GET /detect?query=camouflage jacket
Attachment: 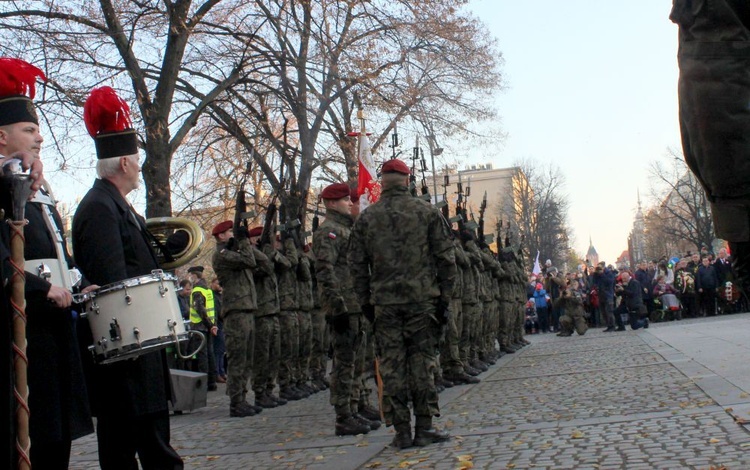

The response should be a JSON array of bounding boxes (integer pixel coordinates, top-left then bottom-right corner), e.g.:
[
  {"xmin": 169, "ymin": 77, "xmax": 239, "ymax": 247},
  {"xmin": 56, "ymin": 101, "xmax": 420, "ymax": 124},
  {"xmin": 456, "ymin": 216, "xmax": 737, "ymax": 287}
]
[
  {"xmin": 452, "ymin": 239, "xmax": 468, "ymax": 299},
  {"xmin": 460, "ymin": 240, "xmax": 481, "ymax": 304},
  {"xmin": 276, "ymin": 238, "xmax": 299, "ymax": 311},
  {"xmin": 297, "ymin": 249, "xmax": 314, "ymax": 312},
  {"xmin": 253, "ymin": 243, "xmax": 284, "ymax": 316},
  {"xmin": 312, "ymin": 209, "xmax": 359, "ymax": 316},
  {"xmin": 212, "ymin": 238, "xmax": 267, "ymax": 316},
  {"xmin": 348, "ymin": 185, "xmax": 456, "ymax": 305}
]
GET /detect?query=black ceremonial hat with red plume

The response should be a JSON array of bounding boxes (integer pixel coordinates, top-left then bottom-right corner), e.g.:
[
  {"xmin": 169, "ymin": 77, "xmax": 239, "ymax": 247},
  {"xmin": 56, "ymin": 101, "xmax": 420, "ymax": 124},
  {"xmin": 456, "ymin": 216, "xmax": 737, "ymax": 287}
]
[
  {"xmin": 84, "ymin": 86, "xmax": 138, "ymax": 159},
  {"xmin": 0, "ymin": 57, "xmax": 46, "ymax": 126}
]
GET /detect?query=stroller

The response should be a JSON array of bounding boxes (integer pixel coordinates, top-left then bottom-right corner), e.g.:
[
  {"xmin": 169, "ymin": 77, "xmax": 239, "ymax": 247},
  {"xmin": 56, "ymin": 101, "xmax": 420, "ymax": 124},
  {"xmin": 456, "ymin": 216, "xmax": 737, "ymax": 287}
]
[{"xmin": 651, "ymin": 293, "xmax": 683, "ymax": 322}]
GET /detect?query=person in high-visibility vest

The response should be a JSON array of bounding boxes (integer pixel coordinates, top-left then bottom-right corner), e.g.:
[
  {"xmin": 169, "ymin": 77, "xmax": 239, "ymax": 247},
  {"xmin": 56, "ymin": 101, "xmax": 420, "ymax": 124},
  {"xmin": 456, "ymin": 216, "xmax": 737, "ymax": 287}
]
[{"xmin": 187, "ymin": 266, "xmax": 218, "ymax": 391}]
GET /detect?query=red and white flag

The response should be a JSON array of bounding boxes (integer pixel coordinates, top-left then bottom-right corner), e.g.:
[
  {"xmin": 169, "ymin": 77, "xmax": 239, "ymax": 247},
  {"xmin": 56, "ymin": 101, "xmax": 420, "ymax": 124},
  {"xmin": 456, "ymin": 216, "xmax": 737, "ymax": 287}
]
[{"xmin": 352, "ymin": 113, "xmax": 381, "ymax": 211}]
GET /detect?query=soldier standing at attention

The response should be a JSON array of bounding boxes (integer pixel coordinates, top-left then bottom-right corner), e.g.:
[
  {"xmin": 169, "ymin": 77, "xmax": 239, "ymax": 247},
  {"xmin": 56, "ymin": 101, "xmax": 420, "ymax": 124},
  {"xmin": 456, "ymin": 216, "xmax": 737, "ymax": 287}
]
[
  {"xmin": 313, "ymin": 183, "xmax": 372, "ymax": 436},
  {"xmin": 349, "ymin": 159, "xmax": 456, "ymax": 449},
  {"xmin": 211, "ymin": 220, "xmax": 266, "ymax": 418}
]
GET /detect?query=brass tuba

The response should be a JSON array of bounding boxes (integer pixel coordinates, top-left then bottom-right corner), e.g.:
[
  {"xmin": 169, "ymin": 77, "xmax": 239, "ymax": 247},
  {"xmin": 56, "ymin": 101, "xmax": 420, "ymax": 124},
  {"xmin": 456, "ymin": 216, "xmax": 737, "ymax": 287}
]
[{"xmin": 146, "ymin": 216, "xmax": 205, "ymax": 270}]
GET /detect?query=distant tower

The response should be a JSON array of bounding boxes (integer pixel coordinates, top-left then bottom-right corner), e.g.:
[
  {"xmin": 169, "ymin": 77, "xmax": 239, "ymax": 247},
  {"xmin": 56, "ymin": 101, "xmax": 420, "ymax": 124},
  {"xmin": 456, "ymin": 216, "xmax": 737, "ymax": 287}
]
[
  {"xmin": 586, "ymin": 236, "xmax": 599, "ymax": 267},
  {"xmin": 630, "ymin": 190, "xmax": 646, "ymax": 263}
]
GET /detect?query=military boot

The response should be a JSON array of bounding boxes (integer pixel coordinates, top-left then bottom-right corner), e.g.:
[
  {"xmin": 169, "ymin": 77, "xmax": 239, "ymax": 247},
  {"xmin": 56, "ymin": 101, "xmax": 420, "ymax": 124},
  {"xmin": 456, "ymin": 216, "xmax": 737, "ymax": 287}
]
[
  {"xmin": 391, "ymin": 423, "xmax": 413, "ymax": 449},
  {"xmin": 353, "ymin": 412, "xmax": 381, "ymax": 430},
  {"xmin": 470, "ymin": 359, "xmax": 488, "ymax": 372},
  {"xmin": 358, "ymin": 405, "xmax": 382, "ymax": 422},
  {"xmin": 413, "ymin": 417, "xmax": 451, "ymax": 447},
  {"xmin": 445, "ymin": 371, "xmax": 481, "ymax": 385},
  {"xmin": 280, "ymin": 387, "xmax": 302, "ymax": 401},
  {"xmin": 465, "ymin": 365, "xmax": 481, "ymax": 376},
  {"xmin": 501, "ymin": 344, "xmax": 516, "ymax": 354},
  {"xmin": 269, "ymin": 393, "xmax": 288, "ymax": 406},
  {"xmin": 255, "ymin": 392, "xmax": 278, "ymax": 409},
  {"xmin": 230, "ymin": 402, "xmax": 256, "ymax": 418},
  {"xmin": 335, "ymin": 415, "xmax": 371, "ymax": 436}
]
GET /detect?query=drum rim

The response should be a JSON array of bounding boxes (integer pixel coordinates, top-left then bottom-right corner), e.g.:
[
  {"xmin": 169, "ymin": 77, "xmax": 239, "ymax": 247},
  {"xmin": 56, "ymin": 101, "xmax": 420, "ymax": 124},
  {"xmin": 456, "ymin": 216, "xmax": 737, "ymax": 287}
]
[{"xmin": 96, "ymin": 272, "xmax": 178, "ymax": 295}]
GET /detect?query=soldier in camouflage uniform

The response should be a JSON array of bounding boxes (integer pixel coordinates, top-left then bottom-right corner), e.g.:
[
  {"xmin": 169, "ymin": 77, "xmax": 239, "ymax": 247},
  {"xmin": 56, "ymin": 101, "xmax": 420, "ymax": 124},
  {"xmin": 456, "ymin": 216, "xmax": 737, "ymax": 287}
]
[
  {"xmin": 349, "ymin": 159, "xmax": 456, "ymax": 449},
  {"xmin": 307, "ymin": 253, "xmax": 330, "ymax": 390},
  {"xmin": 313, "ymin": 183, "xmax": 373, "ymax": 436},
  {"xmin": 276, "ymin": 235, "xmax": 305, "ymax": 401},
  {"xmin": 296, "ymin": 246, "xmax": 316, "ymax": 394},
  {"xmin": 211, "ymin": 220, "xmax": 265, "ymax": 418},
  {"xmin": 442, "ymin": 236, "xmax": 480, "ymax": 385},
  {"xmin": 458, "ymin": 231, "xmax": 481, "ymax": 377},
  {"xmin": 248, "ymin": 226, "xmax": 288, "ymax": 409},
  {"xmin": 461, "ymin": 232, "xmax": 488, "ymax": 373},
  {"xmin": 497, "ymin": 248, "xmax": 517, "ymax": 354}
]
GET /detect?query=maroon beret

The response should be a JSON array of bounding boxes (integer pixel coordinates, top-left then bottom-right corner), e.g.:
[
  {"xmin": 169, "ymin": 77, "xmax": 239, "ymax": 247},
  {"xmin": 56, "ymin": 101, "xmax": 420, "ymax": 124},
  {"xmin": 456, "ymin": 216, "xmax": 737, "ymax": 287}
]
[
  {"xmin": 321, "ymin": 183, "xmax": 351, "ymax": 200},
  {"xmin": 211, "ymin": 220, "xmax": 233, "ymax": 236},
  {"xmin": 248, "ymin": 226, "xmax": 263, "ymax": 238},
  {"xmin": 381, "ymin": 158, "xmax": 410, "ymax": 175}
]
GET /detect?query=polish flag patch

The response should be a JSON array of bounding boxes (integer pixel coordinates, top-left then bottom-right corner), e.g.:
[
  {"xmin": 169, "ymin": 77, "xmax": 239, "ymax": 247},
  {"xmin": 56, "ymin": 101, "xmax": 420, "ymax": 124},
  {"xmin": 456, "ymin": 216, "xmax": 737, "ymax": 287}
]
[{"xmin": 328, "ymin": 232, "xmax": 337, "ymax": 239}]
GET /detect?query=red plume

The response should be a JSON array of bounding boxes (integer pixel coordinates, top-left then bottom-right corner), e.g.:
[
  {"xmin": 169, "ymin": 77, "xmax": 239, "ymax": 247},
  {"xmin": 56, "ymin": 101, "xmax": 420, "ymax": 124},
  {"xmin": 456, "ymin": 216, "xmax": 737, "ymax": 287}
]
[
  {"xmin": 0, "ymin": 58, "xmax": 46, "ymax": 99},
  {"xmin": 83, "ymin": 86, "xmax": 133, "ymax": 138}
]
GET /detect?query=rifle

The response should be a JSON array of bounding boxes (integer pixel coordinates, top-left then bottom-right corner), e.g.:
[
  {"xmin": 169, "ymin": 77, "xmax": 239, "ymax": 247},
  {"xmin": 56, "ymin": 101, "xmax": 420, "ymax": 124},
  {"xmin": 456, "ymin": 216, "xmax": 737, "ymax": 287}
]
[
  {"xmin": 409, "ymin": 135, "xmax": 419, "ymax": 197},
  {"xmin": 233, "ymin": 160, "xmax": 255, "ymax": 240},
  {"xmin": 462, "ymin": 177, "xmax": 478, "ymax": 232},
  {"xmin": 311, "ymin": 189, "xmax": 322, "ymax": 232},
  {"xmin": 477, "ymin": 191, "xmax": 487, "ymax": 244},
  {"xmin": 418, "ymin": 145, "xmax": 431, "ymax": 201}
]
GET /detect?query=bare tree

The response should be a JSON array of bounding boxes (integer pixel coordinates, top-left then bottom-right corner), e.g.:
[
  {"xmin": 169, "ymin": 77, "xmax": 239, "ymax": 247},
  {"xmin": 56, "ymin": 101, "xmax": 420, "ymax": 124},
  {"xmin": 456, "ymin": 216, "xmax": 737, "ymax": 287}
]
[
  {"xmin": 512, "ymin": 159, "xmax": 572, "ymax": 269},
  {"xmin": 0, "ymin": 0, "xmax": 260, "ymax": 216},
  {"xmin": 647, "ymin": 147, "xmax": 714, "ymax": 254}
]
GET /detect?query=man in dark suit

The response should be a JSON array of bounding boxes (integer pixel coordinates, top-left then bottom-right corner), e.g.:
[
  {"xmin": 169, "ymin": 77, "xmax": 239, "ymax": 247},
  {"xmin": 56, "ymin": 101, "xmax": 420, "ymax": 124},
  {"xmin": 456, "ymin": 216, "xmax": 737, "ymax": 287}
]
[
  {"xmin": 615, "ymin": 271, "xmax": 649, "ymax": 331},
  {"xmin": 72, "ymin": 87, "xmax": 183, "ymax": 469}
]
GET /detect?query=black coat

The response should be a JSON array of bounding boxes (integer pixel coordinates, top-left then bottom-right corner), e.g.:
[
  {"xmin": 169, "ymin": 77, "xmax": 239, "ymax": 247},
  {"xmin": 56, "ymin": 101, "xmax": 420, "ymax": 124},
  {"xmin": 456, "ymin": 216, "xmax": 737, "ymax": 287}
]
[
  {"xmin": 23, "ymin": 200, "xmax": 93, "ymax": 442},
  {"xmin": 72, "ymin": 178, "xmax": 172, "ymax": 417},
  {"xmin": 618, "ymin": 279, "xmax": 645, "ymax": 312}
]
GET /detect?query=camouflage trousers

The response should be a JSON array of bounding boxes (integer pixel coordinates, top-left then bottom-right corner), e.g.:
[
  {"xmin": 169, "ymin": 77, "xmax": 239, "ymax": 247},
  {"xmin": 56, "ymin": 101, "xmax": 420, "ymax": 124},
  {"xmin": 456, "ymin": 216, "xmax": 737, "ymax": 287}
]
[
  {"xmin": 309, "ymin": 308, "xmax": 328, "ymax": 381},
  {"xmin": 375, "ymin": 301, "xmax": 441, "ymax": 427},
  {"xmin": 481, "ymin": 300, "xmax": 498, "ymax": 357},
  {"xmin": 358, "ymin": 320, "xmax": 376, "ymax": 408},
  {"xmin": 278, "ymin": 310, "xmax": 299, "ymax": 388},
  {"xmin": 470, "ymin": 300, "xmax": 484, "ymax": 360},
  {"xmin": 560, "ymin": 311, "xmax": 589, "ymax": 336},
  {"xmin": 253, "ymin": 314, "xmax": 280, "ymax": 395},
  {"xmin": 329, "ymin": 312, "xmax": 364, "ymax": 417},
  {"xmin": 497, "ymin": 301, "xmax": 513, "ymax": 348},
  {"xmin": 439, "ymin": 298, "xmax": 464, "ymax": 375},
  {"xmin": 296, "ymin": 311, "xmax": 313, "ymax": 385},
  {"xmin": 224, "ymin": 311, "xmax": 255, "ymax": 405},
  {"xmin": 460, "ymin": 302, "xmax": 478, "ymax": 368}
]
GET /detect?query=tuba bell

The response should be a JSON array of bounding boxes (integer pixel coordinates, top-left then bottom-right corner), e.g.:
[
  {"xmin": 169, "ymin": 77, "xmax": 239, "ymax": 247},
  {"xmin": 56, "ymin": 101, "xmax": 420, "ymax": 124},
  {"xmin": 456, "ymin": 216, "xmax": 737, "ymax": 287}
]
[{"xmin": 146, "ymin": 216, "xmax": 205, "ymax": 269}]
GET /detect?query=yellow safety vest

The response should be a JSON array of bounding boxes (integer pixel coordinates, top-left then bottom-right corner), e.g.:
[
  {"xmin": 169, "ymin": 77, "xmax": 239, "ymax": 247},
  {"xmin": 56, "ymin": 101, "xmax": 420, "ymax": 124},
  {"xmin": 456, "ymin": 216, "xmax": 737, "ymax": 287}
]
[{"xmin": 189, "ymin": 286, "xmax": 215, "ymax": 325}]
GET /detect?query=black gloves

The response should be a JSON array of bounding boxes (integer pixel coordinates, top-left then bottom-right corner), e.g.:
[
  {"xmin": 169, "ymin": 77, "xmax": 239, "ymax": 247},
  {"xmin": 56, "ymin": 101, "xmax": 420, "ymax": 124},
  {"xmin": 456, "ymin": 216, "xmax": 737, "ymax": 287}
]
[
  {"xmin": 436, "ymin": 299, "xmax": 451, "ymax": 326},
  {"xmin": 235, "ymin": 226, "xmax": 249, "ymax": 240},
  {"xmin": 331, "ymin": 314, "xmax": 350, "ymax": 335},
  {"xmin": 362, "ymin": 304, "xmax": 375, "ymax": 324}
]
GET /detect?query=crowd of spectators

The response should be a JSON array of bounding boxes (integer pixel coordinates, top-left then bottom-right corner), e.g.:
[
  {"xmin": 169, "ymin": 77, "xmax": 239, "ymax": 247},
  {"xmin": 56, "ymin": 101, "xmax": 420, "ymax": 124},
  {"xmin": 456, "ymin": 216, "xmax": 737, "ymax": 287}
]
[{"xmin": 524, "ymin": 247, "xmax": 743, "ymax": 334}]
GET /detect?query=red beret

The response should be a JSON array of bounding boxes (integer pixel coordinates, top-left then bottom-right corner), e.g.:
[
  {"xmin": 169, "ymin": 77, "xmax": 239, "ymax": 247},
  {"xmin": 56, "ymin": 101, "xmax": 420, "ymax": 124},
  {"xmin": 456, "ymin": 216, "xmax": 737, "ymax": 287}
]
[
  {"xmin": 211, "ymin": 220, "xmax": 233, "ymax": 236},
  {"xmin": 249, "ymin": 226, "xmax": 263, "ymax": 238},
  {"xmin": 321, "ymin": 183, "xmax": 351, "ymax": 200},
  {"xmin": 350, "ymin": 186, "xmax": 360, "ymax": 202},
  {"xmin": 381, "ymin": 158, "xmax": 410, "ymax": 175}
]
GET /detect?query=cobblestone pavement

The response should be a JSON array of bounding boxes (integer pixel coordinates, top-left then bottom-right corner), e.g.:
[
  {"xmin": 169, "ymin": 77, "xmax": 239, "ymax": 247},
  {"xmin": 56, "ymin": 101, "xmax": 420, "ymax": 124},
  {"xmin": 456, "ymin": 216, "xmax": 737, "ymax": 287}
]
[{"xmin": 71, "ymin": 313, "xmax": 750, "ymax": 469}]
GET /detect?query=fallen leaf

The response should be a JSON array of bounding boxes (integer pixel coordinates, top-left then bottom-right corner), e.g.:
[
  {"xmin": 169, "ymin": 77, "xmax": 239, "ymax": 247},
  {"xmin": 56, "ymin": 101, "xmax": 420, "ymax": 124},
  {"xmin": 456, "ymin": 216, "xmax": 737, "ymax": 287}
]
[
  {"xmin": 507, "ymin": 464, "xmax": 516, "ymax": 469},
  {"xmin": 273, "ymin": 455, "xmax": 284, "ymax": 460},
  {"xmin": 356, "ymin": 441, "xmax": 369, "ymax": 447},
  {"xmin": 294, "ymin": 431, "xmax": 304, "ymax": 438},
  {"xmin": 571, "ymin": 430, "xmax": 584, "ymax": 439},
  {"xmin": 206, "ymin": 456, "xmax": 220, "ymax": 461},
  {"xmin": 365, "ymin": 463, "xmax": 382, "ymax": 469},
  {"xmin": 457, "ymin": 455, "xmax": 473, "ymax": 462},
  {"xmin": 512, "ymin": 440, "xmax": 524, "ymax": 446},
  {"xmin": 740, "ymin": 443, "xmax": 750, "ymax": 448},
  {"xmin": 314, "ymin": 455, "xmax": 325, "ymax": 461},
  {"xmin": 741, "ymin": 393, "xmax": 750, "ymax": 398},
  {"xmin": 458, "ymin": 463, "xmax": 474, "ymax": 470},
  {"xmin": 709, "ymin": 438, "xmax": 721, "ymax": 444}
]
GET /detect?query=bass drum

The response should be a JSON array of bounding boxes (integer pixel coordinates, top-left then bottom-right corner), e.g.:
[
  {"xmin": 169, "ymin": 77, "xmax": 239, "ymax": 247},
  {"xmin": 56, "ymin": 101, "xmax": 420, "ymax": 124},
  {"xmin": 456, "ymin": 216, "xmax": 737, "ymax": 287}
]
[{"xmin": 82, "ymin": 270, "xmax": 188, "ymax": 364}]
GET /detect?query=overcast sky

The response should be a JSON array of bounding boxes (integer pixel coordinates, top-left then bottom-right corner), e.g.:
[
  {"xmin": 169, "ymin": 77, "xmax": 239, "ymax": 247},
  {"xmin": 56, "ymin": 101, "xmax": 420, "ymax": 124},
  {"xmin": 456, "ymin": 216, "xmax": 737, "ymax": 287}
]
[{"xmin": 465, "ymin": 0, "xmax": 682, "ymax": 263}]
